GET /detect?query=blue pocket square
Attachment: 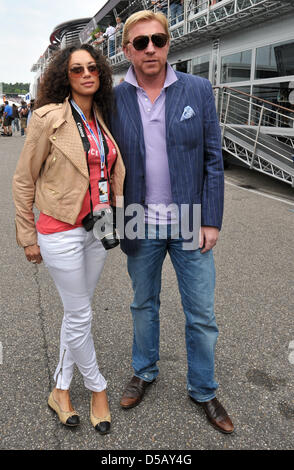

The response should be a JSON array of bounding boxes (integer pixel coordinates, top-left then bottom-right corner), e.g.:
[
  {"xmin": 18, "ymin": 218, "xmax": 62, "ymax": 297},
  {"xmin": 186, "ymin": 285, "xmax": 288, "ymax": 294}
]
[{"xmin": 180, "ymin": 106, "xmax": 196, "ymax": 121}]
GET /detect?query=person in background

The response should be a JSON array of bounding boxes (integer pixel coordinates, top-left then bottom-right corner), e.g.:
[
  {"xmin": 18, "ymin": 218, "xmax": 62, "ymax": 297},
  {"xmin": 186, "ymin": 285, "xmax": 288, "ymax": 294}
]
[
  {"xmin": 93, "ymin": 31, "xmax": 105, "ymax": 46},
  {"xmin": 12, "ymin": 104, "xmax": 20, "ymax": 133},
  {"xmin": 103, "ymin": 22, "xmax": 116, "ymax": 57},
  {"xmin": 27, "ymin": 99, "xmax": 35, "ymax": 126},
  {"xmin": 3, "ymin": 101, "xmax": 13, "ymax": 136},
  {"xmin": 152, "ymin": 0, "xmax": 168, "ymax": 16},
  {"xmin": 110, "ymin": 10, "xmax": 234, "ymax": 435},
  {"xmin": 0, "ymin": 105, "xmax": 5, "ymax": 133},
  {"xmin": 115, "ymin": 17, "xmax": 124, "ymax": 32},
  {"xmin": 13, "ymin": 44, "xmax": 125, "ymax": 435},
  {"xmin": 170, "ymin": 0, "xmax": 183, "ymax": 25},
  {"xmin": 115, "ymin": 17, "xmax": 124, "ymax": 50},
  {"xmin": 19, "ymin": 101, "xmax": 28, "ymax": 136}
]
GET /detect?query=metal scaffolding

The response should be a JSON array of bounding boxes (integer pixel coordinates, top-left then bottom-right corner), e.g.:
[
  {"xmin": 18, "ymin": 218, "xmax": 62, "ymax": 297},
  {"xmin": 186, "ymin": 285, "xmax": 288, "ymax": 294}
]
[{"xmin": 217, "ymin": 86, "xmax": 294, "ymax": 186}]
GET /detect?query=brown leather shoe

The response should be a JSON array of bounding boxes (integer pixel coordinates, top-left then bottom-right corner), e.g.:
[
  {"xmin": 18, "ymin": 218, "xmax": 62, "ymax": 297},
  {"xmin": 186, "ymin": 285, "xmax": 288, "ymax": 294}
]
[
  {"xmin": 120, "ymin": 376, "xmax": 155, "ymax": 409},
  {"xmin": 190, "ymin": 396, "xmax": 234, "ymax": 434}
]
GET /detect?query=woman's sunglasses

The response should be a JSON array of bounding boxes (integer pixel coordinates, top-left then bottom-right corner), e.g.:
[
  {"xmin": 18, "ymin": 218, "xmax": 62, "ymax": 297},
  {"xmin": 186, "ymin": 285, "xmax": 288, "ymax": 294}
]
[
  {"xmin": 69, "ymin": 64, "xmax": 99, "ymax": 77},
  {"xmin": 129, "ymin": 33, "xmax": 168, "ymax": 51}
]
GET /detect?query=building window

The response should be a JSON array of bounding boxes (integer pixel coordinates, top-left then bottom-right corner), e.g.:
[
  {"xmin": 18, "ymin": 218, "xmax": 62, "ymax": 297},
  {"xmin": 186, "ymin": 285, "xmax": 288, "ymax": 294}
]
[
  {"xmin": 255, "ymin": 40, "xmax": 294, "ymax": 79},
  {"xmin": 191, "ymin": 54, "xmax": 210, "ymax": 79},
  {"xmin": 253, "ymin": 82, "xmax": 294, "ymax": 105},
  {"xmin": 172, "ymin": 60, "xmax": 192, "ymax": 74},
  {"xmin": 221, "ymin": 50, "xmax": 252, "ymax": 83},
  {"xmin": 252, "ymin": 82, "xmax": 294, "ymax": 127}
]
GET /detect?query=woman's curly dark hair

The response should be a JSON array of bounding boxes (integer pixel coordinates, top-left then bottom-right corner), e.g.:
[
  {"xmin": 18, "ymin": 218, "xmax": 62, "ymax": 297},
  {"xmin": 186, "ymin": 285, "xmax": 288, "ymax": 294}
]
[{"xmin": 35, "ymin": 44, "xmax": 113, "ymax": 124}]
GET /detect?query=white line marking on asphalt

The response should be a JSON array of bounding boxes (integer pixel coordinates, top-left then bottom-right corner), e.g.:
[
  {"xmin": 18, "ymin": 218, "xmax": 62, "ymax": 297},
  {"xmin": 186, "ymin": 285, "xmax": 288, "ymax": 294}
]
[
  {"xmin": 289, "ymin": 341, "xmax": 294, "ymax": 365},
  {"xmin": 225, "ymin": 179, "xmax": 294, "ymax": 206}
]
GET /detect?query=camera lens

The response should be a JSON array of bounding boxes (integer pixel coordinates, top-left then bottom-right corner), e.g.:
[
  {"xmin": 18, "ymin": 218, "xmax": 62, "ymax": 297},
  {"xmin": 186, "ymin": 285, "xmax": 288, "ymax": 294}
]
[
  {"xmin": 103, "ymin": 236, "xmax": 119, "ymax": 250},
  {"xmin": 92, "ymin": 207, "xmax": 119, "ymax": 250}
]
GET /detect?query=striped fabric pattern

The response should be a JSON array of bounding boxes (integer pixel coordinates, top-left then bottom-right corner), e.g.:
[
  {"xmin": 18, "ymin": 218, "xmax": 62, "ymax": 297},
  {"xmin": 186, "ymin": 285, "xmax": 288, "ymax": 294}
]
[{"xmin": 110, "ymin": 71, "xmax": 224, "ymax": 255}]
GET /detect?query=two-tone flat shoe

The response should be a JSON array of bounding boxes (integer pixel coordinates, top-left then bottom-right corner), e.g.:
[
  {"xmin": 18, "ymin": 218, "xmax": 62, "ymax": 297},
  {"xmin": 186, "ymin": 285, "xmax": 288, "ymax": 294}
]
[
  {"xmin": 48, "ymin": 391, "xmax": 80, "ymax": 427},
  {"xmin": 90, "ymin": 396, "xmax": 111, "ymax": 435}
]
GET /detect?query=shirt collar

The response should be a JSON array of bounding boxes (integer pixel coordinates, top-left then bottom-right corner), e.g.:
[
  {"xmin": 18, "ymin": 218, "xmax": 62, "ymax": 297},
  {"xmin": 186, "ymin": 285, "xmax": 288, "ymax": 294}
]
[{"xmin": 124, "ymin": 63, "xmax": 178, "ymax": 90}]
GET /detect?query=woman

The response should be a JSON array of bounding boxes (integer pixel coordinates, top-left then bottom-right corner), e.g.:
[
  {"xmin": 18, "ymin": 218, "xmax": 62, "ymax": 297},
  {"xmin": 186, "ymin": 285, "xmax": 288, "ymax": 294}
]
[{"xmin": 12, "ymin": 44, "xmax": 125, "ymax": 434}]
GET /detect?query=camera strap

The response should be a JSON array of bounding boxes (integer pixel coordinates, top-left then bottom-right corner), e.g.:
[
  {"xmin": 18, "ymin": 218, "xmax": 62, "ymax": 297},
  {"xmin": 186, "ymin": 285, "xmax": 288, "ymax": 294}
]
[{"xmin": 70, "ymin": 102, "xmax": 112, "ymax": 215}]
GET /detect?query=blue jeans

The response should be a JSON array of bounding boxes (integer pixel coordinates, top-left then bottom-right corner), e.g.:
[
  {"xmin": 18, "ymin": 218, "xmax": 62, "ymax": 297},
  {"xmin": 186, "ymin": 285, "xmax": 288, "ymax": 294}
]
[
  {"xmin": 127, "ymin": 224, "xmax": 219, "ymax": 402},
  {"xmin": 109, "ymin": 40, "xmax": 115, "ymax": 57},
  {"xmin": 170, "ymin": 3, "xmax": 183, "ymax": 25}
]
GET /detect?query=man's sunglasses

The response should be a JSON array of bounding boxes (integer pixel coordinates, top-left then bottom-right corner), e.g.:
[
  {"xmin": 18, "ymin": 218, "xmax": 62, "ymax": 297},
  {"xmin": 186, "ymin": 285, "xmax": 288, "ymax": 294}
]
[
  {"xmin": 68, "ymin": 64, "xmax": 99, "ymax": 77},
  {"xmin": 129, "ymin": 33, "xmax": 168, "ymax": 51}
]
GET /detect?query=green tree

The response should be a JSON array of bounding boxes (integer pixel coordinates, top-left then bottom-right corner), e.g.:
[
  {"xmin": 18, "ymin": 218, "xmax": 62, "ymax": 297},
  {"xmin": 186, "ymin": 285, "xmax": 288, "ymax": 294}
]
[{"xmin": 2, "ymin": 82, "xmax": 30, "ymax": 94}]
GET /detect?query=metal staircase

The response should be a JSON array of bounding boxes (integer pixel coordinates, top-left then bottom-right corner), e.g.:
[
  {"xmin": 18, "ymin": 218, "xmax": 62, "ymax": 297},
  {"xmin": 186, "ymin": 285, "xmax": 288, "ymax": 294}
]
[
  {"xmin": 216, "ymin": 86, "xmax": 294, "ymax": 186},
  {"xmin": 106, "ymin": 0, "xmax": 294, "ymax": 70},
  {"xmin": 171, "ymin": 0, "xmax": 294, "ymax": 50}
]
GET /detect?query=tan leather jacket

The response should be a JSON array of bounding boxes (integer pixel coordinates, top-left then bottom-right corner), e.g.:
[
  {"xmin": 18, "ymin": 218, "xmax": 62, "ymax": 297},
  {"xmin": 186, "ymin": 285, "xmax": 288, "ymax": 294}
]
[{"xmin": 12, "ymin": 97, "xmax": 125, "ymax": 247}]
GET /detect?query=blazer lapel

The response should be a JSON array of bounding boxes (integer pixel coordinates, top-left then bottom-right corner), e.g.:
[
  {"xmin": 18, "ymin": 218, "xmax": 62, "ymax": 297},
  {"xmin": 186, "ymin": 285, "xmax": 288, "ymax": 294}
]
[
  {"xmin": 165, "ymin": 77, "xmax": 186, "ymax": 132},
  {"xmin": 121, "ymin": 83, "xmax": 144, "ymax": 141}
]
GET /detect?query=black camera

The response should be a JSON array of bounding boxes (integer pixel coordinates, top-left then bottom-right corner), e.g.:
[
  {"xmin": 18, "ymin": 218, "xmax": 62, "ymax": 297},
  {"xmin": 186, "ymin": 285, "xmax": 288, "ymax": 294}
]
[
  {"xmin": 83, "ymin": 207, "xmax": 119, "ymax": 250},
  {"xmin": 82, "ymin": 212, "xmax": 99, "ymax": 232}
]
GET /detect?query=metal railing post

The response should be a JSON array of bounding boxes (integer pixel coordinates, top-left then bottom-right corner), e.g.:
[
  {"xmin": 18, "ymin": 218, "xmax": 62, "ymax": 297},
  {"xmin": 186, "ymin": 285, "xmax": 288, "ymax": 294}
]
[
  {"xmin": 219, "ymin": 87, "xmax": 224, "ymax": 120},
  {"xmin": 183, "ymin": 0, "xmax": 188, "ymax": 34},
  {"xmin": 222, "ymin": 91, "xmax": 231, "ymax": 144},
  {"xmin": 250, "ymin": 103, "xmax": 264, "ymax": 169}
]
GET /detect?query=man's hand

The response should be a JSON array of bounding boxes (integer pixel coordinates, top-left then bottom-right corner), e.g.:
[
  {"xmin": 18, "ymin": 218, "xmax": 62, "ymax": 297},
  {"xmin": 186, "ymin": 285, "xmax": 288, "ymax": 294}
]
[
  {"xmin": 199, "ymin": 226, "xmax": 219, "ymax": 254},
  {"xmin": 24, "ymin": 244, "xmax": 43, "ymax": 264}
]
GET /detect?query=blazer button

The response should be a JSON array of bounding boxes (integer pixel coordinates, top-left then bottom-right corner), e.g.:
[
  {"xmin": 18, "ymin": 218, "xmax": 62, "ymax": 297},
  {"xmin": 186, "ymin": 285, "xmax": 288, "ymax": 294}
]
[{"xmin": 52, "ymin": 136, "xmax": 56, "ymax": 141}]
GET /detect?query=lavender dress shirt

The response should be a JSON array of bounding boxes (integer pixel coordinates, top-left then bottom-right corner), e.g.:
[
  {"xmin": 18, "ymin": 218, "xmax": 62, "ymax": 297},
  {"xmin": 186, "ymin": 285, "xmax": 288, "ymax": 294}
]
[{"xmin": 124, "ymin": 64, "xmax": 178, "ymax": 224}]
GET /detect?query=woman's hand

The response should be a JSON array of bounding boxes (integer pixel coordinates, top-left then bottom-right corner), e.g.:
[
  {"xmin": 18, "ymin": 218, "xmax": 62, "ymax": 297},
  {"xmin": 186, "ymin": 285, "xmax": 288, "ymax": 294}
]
[{"xmin": 24, "ymin": 244, "xmax": 43, "ymax": 264}]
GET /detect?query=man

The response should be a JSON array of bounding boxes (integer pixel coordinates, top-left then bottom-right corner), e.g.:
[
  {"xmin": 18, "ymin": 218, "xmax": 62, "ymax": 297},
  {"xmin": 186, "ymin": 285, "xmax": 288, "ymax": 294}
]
[
  {"xmin": 3, "ymin": 101, "xmax": 13, "ymax": 136},
  {"xmin": 19, "ymin": 101, "xmax": 28, "ymax": 136},
  {"xmin": 152, "ymin": 0, "xmax": 168, "ymax": 17},
  {"xmin": 110, "ymin": 10, "xmax": 234, "ymax": 434},
  {"xmin": 115, "ymin": 16, "xmax": 124, "ymax": 32},
  {"xmin": 170, "ymin": 0, "xmax": 183, "ymax": 25},
  {"xmin": 12, "ymin": 104, "xmax": 20, "ymax": 133},
  {"xmin": 27, "ymin": 99, "xmax": 35, "ymax": 126},
  {"xmin": 115, "ymin": 17, "xmax": 124, "ymax": 50},
  {"xmin": 103, "ymin": 22, "xmax": 116, "ymax": 57}
]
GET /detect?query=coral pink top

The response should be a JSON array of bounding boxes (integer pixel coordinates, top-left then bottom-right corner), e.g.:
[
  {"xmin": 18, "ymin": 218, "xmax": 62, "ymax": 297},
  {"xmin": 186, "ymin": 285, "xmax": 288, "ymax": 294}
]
[{"xmin": 36, "ymin": 120, "xmax": 117, "ymax": 235}]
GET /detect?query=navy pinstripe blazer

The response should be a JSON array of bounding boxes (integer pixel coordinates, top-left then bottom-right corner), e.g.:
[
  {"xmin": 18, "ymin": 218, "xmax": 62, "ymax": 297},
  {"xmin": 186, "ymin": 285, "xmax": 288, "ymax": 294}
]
[{"xmin": 110, "ymin": 71, "xmax": 224, "ymax": 255}]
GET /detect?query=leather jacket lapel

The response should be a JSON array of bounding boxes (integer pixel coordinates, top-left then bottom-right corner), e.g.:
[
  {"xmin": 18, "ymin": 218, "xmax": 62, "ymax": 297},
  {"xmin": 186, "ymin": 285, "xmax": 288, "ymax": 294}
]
[{"xmin": 49, "ymin": 114, "xmax": 89, "ymax": 179}]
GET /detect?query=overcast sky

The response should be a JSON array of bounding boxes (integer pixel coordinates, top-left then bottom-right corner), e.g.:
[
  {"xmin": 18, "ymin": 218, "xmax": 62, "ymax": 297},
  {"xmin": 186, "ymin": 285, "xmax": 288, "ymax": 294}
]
[{"xmin": 0, "ymin": 0, "xmax": 107, "ymax": 84}]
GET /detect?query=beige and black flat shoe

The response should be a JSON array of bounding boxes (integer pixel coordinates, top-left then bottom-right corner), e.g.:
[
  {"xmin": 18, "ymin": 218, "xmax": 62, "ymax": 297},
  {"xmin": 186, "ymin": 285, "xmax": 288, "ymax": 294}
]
[
  {"xmin": 48, "ymin": 391, "xmax": 80, "ymax": 427},
  {"xmin": 90, "ymin": 396, "xmax": 111, "ymax": 435}
]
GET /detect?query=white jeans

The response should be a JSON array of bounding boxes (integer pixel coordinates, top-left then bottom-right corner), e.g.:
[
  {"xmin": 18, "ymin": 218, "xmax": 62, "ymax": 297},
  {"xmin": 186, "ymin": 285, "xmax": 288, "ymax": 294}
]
[{"xmin": 38, "ymin": 228, "xmax": 107, "ymax": 392}]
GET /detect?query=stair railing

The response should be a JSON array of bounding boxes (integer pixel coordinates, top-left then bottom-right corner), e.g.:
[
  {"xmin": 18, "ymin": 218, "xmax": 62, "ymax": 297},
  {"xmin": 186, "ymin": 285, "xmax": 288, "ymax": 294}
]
[{"xmin": 215, "ymin": 86, "xmax": 294, "ymax": 160}]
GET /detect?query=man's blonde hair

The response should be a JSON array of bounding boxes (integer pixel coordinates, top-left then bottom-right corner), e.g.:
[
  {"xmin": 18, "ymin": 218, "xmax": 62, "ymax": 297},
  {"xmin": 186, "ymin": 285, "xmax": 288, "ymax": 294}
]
[{"xmin": 122, "ymin": 10, "xmax": 170, "ymax": 47}]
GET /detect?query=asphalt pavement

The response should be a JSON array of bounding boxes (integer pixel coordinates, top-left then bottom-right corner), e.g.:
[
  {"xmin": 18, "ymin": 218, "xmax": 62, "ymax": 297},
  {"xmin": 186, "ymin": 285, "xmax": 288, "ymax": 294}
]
[{"xmin": 0, "ymin": 133, "xmax": 293, "ymax": 452}]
